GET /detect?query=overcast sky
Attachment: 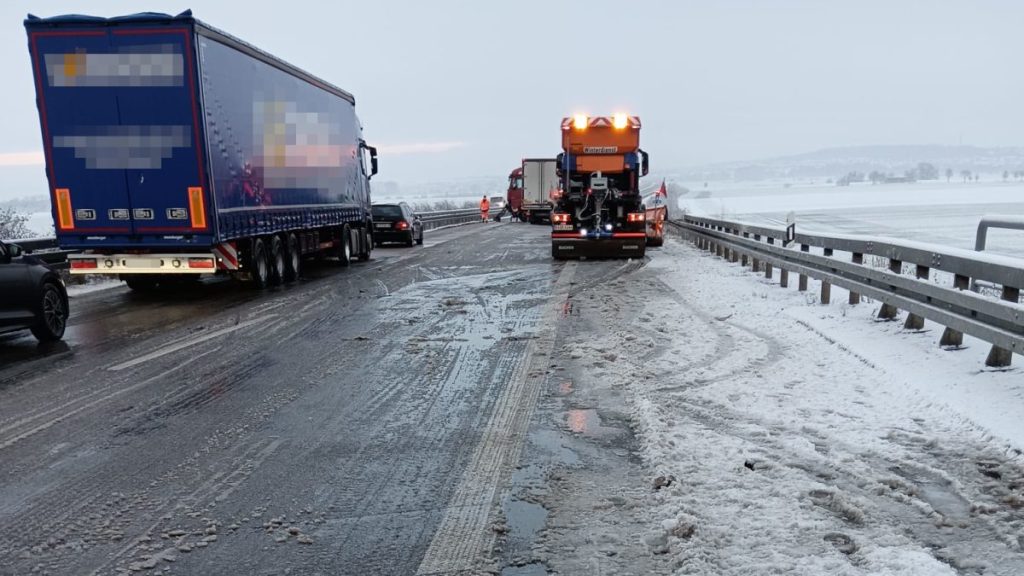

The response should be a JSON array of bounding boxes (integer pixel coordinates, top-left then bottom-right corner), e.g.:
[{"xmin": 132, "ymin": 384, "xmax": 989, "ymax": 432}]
[{"xmin": 1, "ymin": 0, "xmax": 1022, "ymax": 198}]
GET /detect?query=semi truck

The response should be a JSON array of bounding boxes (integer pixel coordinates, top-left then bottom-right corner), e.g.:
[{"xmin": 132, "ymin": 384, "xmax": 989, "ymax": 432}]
[
  {"xmin": 24, "ymin": 10, "xmax": 378, "ymax": 290},
  {"xmin": 521, "ymin": 158, "xmax": 558, "ymax": 224},
  {"xmin": 551, "ymin": 114, "xmax": 649, "ymax": 259}
]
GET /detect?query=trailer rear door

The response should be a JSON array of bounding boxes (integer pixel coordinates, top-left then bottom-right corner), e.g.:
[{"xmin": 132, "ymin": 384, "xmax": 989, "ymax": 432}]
[{"xmin": 27, "ymin": 24, "xmax": 210, "ymax": 243}]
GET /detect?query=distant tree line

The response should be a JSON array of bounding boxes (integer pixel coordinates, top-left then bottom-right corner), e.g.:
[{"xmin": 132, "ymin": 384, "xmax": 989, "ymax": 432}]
[{"xmin": 836, "ymin": 162, "xmax": 1024, "ymax": 186}]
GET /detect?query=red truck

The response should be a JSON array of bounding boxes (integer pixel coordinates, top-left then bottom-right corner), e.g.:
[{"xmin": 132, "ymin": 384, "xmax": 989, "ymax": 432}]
[{"xmin": 505, "ymin": 167, "xmax": 524, "ymax": 221}]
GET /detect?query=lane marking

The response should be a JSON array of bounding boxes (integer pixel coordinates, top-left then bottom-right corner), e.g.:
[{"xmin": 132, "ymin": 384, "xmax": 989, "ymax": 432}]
[
  {"xmin": 416, "ymin": 261, "xmax": 577, "ymax": 575},
  {"xmin": 108, "ymin": 315, "xmax": 276, "ymax": 372}
]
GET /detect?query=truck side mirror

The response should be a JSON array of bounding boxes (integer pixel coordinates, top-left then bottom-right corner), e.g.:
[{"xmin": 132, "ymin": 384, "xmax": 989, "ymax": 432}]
[
  {"xmin": 640, "ymin": 149, "xmax": 649, "ymax": 177},
  {"xmin": 367, "ymin": 146, "xmax": 378, "ymax": 179}
]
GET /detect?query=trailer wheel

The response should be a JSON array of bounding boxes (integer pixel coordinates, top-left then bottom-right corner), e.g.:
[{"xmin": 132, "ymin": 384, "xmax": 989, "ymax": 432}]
[
  {"xmin": 251, "ymin": 238, "xmax": 270, "ymax": 288},
  {"xmin": 284, "ymin": 233, "xmax": 301, "ymax": 282},
  {"xmin": 358, "ymin": 228, "xmax": 371, "ymax": 261},
  {"xmin": 125, "ymin": 276, "xmax": 158, "ymax": 292},
  {"xmin": 269, "ymin": 235, "xmax": 286, "ymax": 285},
  {"xmin": 337, "ymin": 225, "xmax": 352, "ymax": 267}
]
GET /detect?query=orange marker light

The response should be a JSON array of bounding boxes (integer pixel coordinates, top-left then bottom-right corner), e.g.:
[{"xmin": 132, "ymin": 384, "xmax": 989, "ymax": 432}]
[
  {"xmin": 188, "ymin": 187, "xmax": 207, "ymax": 229},
  {"xmin": 54, "ymin": 188, "xmax": 74, "ymax": 230}
]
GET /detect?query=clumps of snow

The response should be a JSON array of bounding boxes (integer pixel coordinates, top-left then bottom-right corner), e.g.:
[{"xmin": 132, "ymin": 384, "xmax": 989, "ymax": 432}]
[{"xmin": 574, "ymin": 237, "xmax": 1024, "ymax": 574}]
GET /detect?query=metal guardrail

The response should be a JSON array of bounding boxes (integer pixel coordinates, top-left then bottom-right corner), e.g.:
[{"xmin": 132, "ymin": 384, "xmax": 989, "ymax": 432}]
[
  {"xmin": 671, "ymin": 214, "xmax": 1024, "ymax": 367},
  {"xmin": 417, "ymin": 208, "xmax": 487, "ymax": 230},
  {"xmin": 6, "ymin": 237, "xmax": 73, "ymax": 270},
  {"xmin": 976, "ymin": 215, "xmax": 1024, "ymax": 252}
]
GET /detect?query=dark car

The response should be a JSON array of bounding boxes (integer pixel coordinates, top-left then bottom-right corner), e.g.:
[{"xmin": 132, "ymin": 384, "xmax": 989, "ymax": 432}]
[
  {"xmin": 0, "ymin": 240, "xmax": 69, "ymax": 342},
  {"xmin": 371, "ymin": 203, "xmax": 423, "ymax": 247}
]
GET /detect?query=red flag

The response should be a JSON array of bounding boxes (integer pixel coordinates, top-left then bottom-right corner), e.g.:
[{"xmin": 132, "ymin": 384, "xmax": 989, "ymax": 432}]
[{"xmin": 656, "ymin": 179, "xmax": 667, "ymax": 197}]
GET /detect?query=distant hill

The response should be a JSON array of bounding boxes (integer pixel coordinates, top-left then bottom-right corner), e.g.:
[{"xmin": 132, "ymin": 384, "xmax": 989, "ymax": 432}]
[{"xmin": 672, "ymin": 145, "xmax": 1024, "ymax": 182}]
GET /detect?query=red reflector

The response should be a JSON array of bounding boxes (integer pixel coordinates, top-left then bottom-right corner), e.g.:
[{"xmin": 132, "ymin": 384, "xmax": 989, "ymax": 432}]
[
  {"xmin": 188, "ymin": 258, "xmax": 215, "ymax": 269},
  {"xmin": 70, "ymin": 259, "xmax": 98, "ymax": 269}
]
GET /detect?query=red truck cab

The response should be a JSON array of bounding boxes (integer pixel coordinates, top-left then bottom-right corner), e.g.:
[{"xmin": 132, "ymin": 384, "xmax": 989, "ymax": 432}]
[{"xmin": 506, "ymin": 167, "xmax": 524, "ymax": 221}]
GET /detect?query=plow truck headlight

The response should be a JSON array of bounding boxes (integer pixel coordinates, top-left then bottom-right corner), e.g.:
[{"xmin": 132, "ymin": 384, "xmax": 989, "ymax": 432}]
[
  {"xmin": 573, "ymin": 114, "xmax": 588, "ymax": 130},
  {"xmin": 612, "ymin": 113, "xmax": 628, "ymax": 129},
  {"xmin": 580, "ymin": 229, "xmax": 588, "ymax": 237}
]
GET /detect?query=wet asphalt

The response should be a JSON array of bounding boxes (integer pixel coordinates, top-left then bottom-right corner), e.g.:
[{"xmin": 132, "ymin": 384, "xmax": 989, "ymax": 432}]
[{"xmin": 0, "ymin": 222, "xmax": 632, "ymax": 575}]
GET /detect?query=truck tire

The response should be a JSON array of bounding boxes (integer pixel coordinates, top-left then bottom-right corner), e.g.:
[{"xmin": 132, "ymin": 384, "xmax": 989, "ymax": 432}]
[
  {"xmin": 251, "ymin": 238, "xmax": 271, "ymax": 288},
  {"xmin": 30, "ymin": 282, "xmax": 68, "ymax": 342},
  {"xmin": 269, "ymin": 235, "xmax": 286, "ymax": 285},
  {"xmin": 337, "ymin": 225, "xmax": 352, "ymax": 267},
  {"xmin": 125, "ymin": 275, "xmax": 158, "ymax": 292},
  {"xmin": 284, "ymin": 233, "xmax": 301, "ymax": 282},
  {"xmin": 358, "ymin": 228, "xmax": 371, "ymax": 261}
]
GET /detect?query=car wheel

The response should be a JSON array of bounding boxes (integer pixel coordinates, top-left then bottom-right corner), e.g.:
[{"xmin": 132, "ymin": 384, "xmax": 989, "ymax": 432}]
[
  {"xmin": 338, "ymin": 225, "xmax": 352, "ymax": 266},
  {"xmin": 251, "ymin": 238, "xmax": 270, "ymax": 288},
  {"xmin": 30, "ymin": 283, "xmax": 68, "ymax": 342},
  {"xmin": 406, "ymin": 231, "xmax": 414, "ymax": 247},
  {"xmin": 284, "ymin": 233, "xmax": 301, "ymax": 282},
  {"xmin": 269, "ymin": 235, "xmax": 286, "ymax": 285}
]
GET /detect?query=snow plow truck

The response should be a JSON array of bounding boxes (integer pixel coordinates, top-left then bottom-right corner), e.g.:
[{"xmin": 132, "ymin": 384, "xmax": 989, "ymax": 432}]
[{"xmin": 551, "ymin": 114, "xmax": 649, "ymax": 259}]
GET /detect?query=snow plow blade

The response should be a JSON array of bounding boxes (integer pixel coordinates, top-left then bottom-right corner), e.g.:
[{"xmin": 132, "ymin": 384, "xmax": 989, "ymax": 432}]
[{"xmin": 551, "ymin": 237, "xmax": 646, "ymax": 260}]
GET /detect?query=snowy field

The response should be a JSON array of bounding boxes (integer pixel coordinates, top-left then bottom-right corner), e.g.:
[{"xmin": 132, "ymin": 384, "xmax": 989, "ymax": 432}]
[{"xmin": 676, "ymin": 181, "xmax": 1024, "ymax": 259}]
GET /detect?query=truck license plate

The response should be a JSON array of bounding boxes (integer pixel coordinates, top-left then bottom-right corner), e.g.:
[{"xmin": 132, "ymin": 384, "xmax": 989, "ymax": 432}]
[{"xmin": 553, "ymin": 224, "xmax": 573, "ymax": 231}]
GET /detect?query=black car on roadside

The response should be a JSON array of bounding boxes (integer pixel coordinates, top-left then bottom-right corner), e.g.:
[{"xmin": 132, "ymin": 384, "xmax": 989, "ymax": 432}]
[
  {"xmin": 0, "ymin": 240, "xmax": 69, "ymax": 342},
  {"xmin": 371, "ymin": 203, "xmax": 423, "ymax": 247}
]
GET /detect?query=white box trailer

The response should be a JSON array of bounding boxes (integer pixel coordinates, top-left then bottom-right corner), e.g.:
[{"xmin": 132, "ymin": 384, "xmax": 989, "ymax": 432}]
[{"xmin": 521, "ymin": 158, "xmax": 558, "ymax": 224}]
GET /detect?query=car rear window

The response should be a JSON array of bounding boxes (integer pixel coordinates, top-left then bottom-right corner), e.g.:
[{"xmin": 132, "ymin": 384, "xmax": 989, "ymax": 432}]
[{"xmin": 372, "ymin": 205, "xmax": 403, "ymax": 219}]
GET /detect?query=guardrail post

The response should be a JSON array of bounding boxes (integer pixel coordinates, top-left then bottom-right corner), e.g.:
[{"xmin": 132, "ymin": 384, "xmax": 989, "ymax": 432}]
[
  {"xmin": 877, "ymin": 259, "xmax": 902, "ymax": 320},
  {"xmin": 741, "ymin": 233, "xmax": 749, "ymax": 266},
  {"xmin": 985, "ymin": 285, "xmax": 1020, "ymax": 367},
  {"xmin": 798, "ymin": 244, "xmax": 809, "ymax": 291},
  {"xmin": 730, "ymin": 248, "xmax": 739, "ymax": 263},
  {"xmin": 764, "ymin": 238, "xmax": 775, "ymax": 278},
  {"xmin": 780, "ymin": 269, "xmax": 789, "ymax": 288},
  {"xmin": 939, "ymin": 274, "xmax": 971, "ymax": 348},
  {"xmin": 848, "ymin": 253, "xmax": 863, "ymax": 304},
  {"xmin": 820, "ymin": 281, "xmax": 831, "ymax": 304},
  {"xmin": 903, "ymin": 265, "xmax": 929, "ymax": 330}
]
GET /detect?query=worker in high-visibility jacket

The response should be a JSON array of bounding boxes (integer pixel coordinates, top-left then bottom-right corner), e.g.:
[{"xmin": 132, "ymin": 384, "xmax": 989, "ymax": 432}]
[{"xmin": 480, "ymin": 196, "xmax": 490, "ymax": 223}]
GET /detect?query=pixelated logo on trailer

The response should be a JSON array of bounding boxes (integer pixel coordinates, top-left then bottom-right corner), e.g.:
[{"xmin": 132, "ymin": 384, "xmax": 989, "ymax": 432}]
[{"xmin": 44, "ymin": 45, "xmax": 184, "ymax": 88}]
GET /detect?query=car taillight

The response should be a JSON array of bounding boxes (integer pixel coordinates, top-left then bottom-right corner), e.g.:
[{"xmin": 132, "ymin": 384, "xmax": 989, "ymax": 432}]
[
  {"xmin": 552, "ymin": 213, "xmax": 570, "ymax": 224},
  {"xmin": 188, "ymin": 258, "xmax": 215, "ymax": 269},
  {"xmin": 627, "ymin": 212, "xmax": 645, "ymax": 222},
  {"xmin": 70, "ymin": 259, "xmax": 98, "ymax": 270},
  {"xmin": 395, "ymin": 221, "xmax": 409, "ymax": 230}
]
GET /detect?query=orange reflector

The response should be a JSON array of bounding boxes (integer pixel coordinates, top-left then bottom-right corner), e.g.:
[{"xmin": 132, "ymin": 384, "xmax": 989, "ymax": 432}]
[
  {"xmin": 70, "ymin": 259, "xmax": 97, "ymax": 270},
  {"xmin": 55, "ymin": 188, "xmax": 74, "ymax": 230},
  {"xmin": 188, "ymin": 187, "xmax": 207, "ymax": 229},
  {"xmin": 188, "ymin": 258, "xmax": 215, "ymax": 269}
]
